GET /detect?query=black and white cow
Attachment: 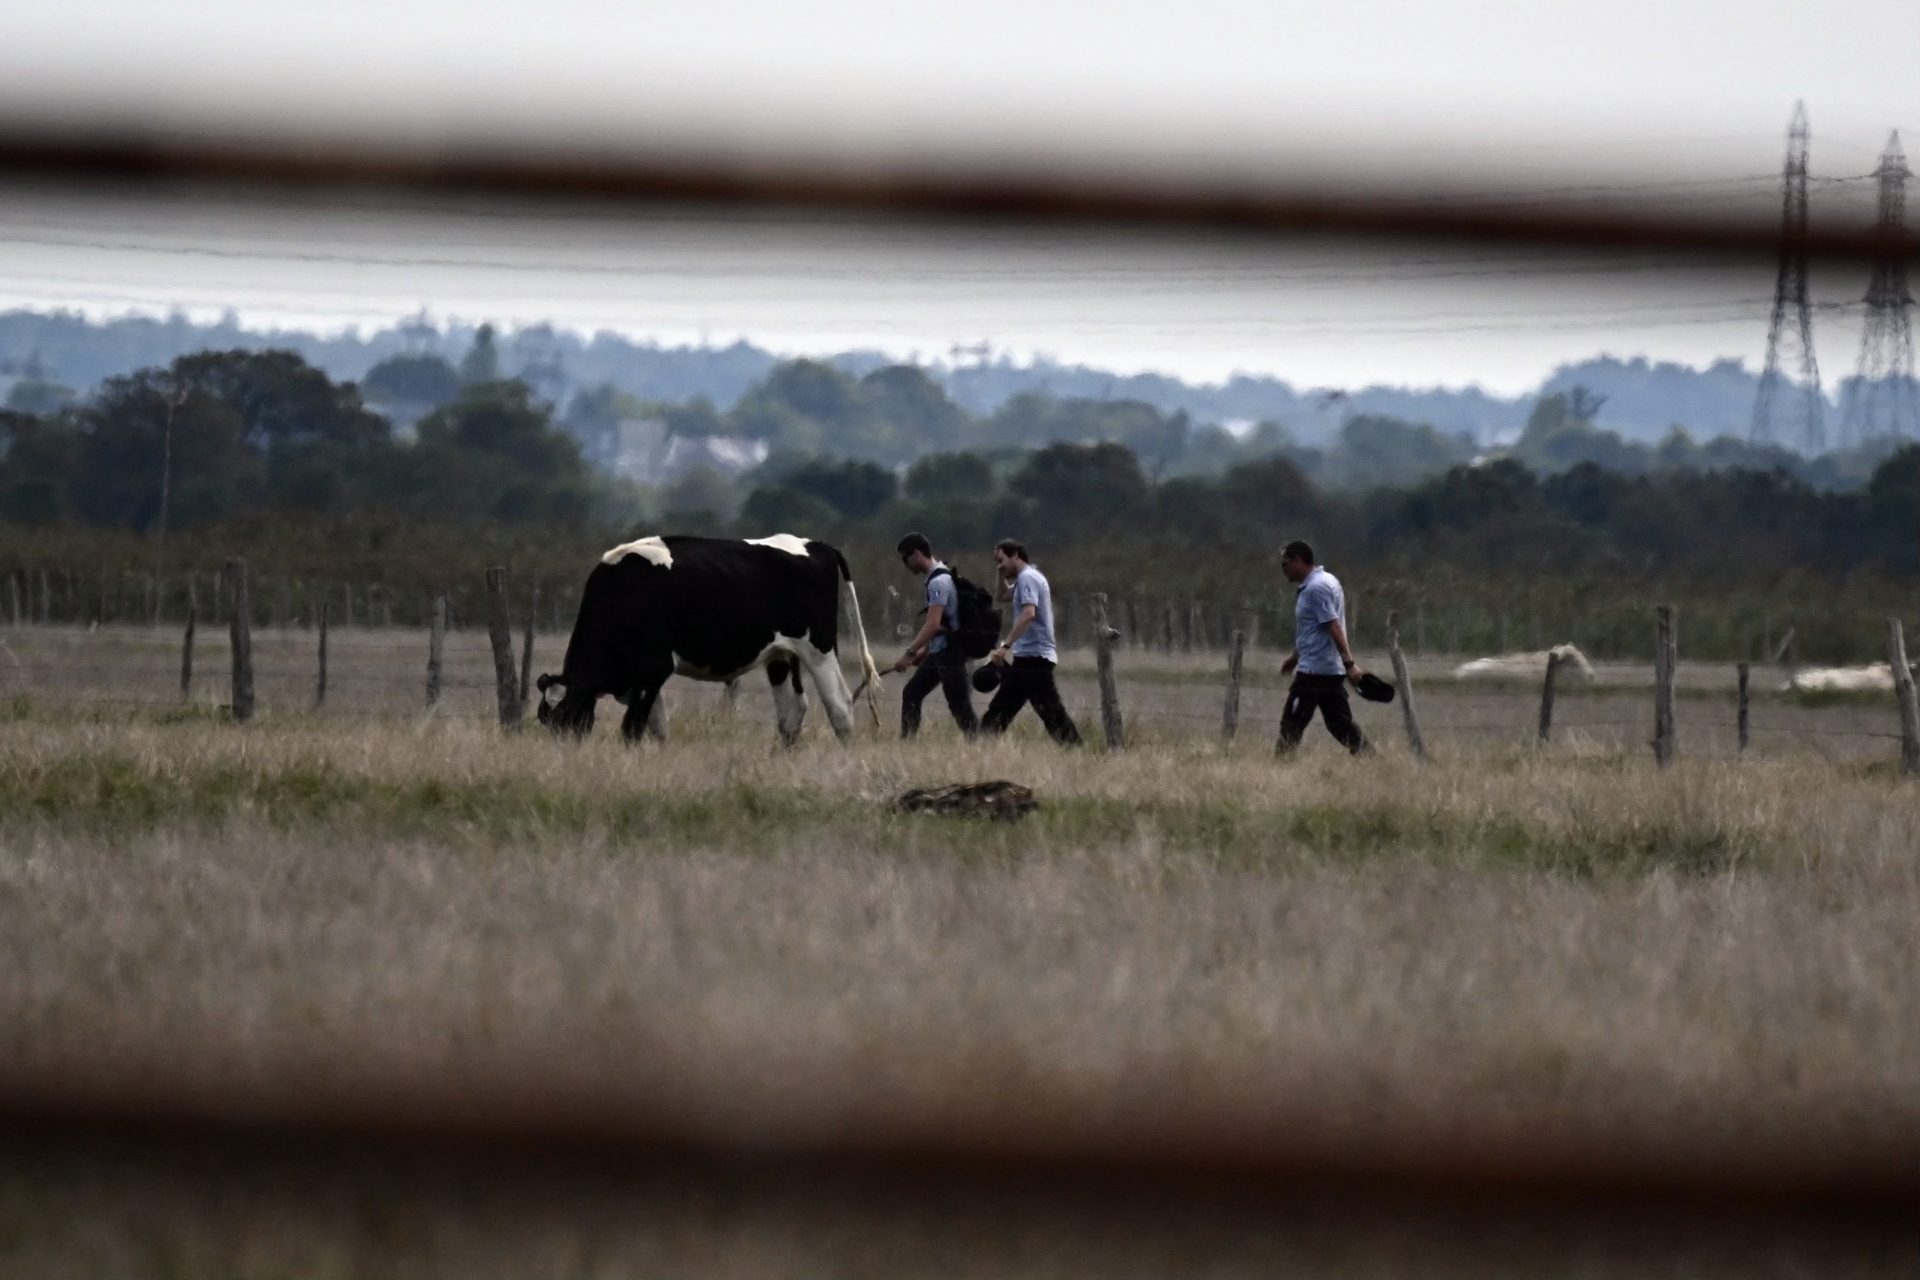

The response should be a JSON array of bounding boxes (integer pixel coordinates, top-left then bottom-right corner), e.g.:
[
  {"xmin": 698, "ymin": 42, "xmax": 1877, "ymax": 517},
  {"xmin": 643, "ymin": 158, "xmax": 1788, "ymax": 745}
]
[{"xmin": 535, "ymin": 533, "xmax": 882, "ymax": 745}]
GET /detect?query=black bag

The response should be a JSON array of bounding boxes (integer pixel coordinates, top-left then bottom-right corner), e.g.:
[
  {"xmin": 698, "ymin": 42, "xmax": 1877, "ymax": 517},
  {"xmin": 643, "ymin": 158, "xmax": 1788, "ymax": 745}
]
[
  {"xmin": 930, "ymin": 567, "xmax": 1002, "ymax": 660},
  {"xmin": 1355, "ymin": 672, "xmax": 1396, "ymax": 704}
]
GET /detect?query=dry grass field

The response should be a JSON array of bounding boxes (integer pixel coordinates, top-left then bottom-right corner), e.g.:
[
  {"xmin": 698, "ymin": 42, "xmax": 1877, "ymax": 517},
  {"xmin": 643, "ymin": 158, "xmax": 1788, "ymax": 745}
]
[{"xmin": 1, "ymin": 622, "xmax": 1917, "ymax": 1277}]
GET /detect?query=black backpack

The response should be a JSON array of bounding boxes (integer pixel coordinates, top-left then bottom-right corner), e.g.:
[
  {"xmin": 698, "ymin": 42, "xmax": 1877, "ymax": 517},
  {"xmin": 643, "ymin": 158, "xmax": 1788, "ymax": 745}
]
[{"xmin": 929, "ymin": 567, "xmax": 1002, "ymax": 660}]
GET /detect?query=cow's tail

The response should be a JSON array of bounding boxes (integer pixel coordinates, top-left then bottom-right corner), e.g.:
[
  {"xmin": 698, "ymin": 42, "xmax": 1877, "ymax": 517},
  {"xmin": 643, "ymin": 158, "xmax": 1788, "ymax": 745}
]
[{"xmin": 835, "ymin": 552, "xmax": 884, "ymax": 729}]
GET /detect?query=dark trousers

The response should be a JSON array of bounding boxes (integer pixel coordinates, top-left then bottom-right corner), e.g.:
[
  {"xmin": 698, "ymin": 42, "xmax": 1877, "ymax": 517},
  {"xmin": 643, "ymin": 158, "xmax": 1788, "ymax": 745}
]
[
  {"xmin": 1277, "ymin": 673, "xmax": 1369, "ymax": 755},
  {"xmin": 980, "ymin": 656, "xmax": 1082, "ymax": 746},
  {"xmin": 900, "ymin": 646, "xmax": 978, "ymax": 738}
]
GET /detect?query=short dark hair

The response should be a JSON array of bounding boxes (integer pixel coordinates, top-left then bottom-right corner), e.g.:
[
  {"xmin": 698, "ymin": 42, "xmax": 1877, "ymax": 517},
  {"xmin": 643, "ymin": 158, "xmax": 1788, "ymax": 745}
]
[
  {"xmin": 896, "ymin": 532, "xmax": 932, "ymax": 559},
  {"xmin": 994, "ymin": 538, "xmax": 1029, "ymax": 562},
  {"xmin": 1282, "ymin": 540, "xmax": 1316, "ymax": 564}
]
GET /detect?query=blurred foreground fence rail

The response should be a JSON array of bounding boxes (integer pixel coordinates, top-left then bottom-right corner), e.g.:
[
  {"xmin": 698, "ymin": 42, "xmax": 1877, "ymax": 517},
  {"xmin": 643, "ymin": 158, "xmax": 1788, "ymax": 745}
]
[{"xmin": 1, "ymin": 1062, "xmax": 1915, "ymax": 1231}]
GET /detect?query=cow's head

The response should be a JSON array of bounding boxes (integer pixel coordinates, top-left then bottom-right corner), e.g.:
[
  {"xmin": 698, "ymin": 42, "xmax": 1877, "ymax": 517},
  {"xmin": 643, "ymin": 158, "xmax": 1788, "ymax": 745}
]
[{"xmin": 535, "ymin": 672, "xmax": 596, "ymax": 736}]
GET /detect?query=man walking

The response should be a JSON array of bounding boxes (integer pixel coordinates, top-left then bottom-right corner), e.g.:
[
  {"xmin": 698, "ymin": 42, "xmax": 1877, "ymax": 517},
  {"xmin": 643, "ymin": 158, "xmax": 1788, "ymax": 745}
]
[
  {"xmin": 893, "ymin": 532, "xmax": 978, "ymax": 738},
  {"xmin": 980, "ymin": 538, "xmax": 1082, "ymax": 746},
  {"xmin": 1277, "ymin": 540, "xmax": 1370, "ymax": 756}
]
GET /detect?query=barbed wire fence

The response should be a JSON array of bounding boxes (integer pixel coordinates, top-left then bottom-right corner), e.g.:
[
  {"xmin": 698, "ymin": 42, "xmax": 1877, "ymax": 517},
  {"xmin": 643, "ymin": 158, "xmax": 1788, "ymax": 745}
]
[{"xmin": 5, "ymin": 560, "xmax": 1917, "ymax": 770}]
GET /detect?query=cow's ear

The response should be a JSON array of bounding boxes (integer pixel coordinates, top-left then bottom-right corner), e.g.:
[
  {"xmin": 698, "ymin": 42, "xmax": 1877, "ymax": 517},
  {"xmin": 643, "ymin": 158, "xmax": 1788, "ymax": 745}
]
[{"xmin": 536, "ymin": 673, "xmax": 555, "ymax": 692}]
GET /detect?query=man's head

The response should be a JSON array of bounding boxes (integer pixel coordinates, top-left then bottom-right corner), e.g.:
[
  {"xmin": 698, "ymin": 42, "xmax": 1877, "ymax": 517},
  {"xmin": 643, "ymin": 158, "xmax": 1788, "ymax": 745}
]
[
  {"xmin": 896, "ymin": 531, "xmax": 934, "ymax": 575},
  {"xmin": 992, "ymin": 537, "xmax": 1029, "ymax": 582},
  {"xmin": 1280, "ymin": 539, "xmax": 1316, "ymax": 584}
]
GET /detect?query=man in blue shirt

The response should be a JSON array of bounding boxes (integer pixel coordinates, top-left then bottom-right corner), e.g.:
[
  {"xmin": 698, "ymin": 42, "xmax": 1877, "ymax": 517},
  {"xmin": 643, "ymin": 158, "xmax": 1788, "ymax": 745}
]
[
  {"xmin": 1278, "ymin": 539, "xmax": 1370, "ymax": 755},
  {"xmin": 893, "ymin": 532, "xmax": 979, "ymax": 738},
  {"xmin": 980, "ymin": 538, "xmax": 1082, "ymax": 746}
]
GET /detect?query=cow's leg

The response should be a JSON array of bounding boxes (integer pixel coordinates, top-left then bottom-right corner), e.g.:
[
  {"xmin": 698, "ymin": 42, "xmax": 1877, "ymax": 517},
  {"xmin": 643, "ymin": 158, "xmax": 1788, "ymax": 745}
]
[
  {"xmin": 798, "ymin": 643, "xmax": 856, "ymax": 744},
  {"xmin": 767, "ymin": 658, "xmax": 808, "ymax": 747},
  {"xmin": 619, "ymin": 657, "xmax": 673, "ymax": 744}
]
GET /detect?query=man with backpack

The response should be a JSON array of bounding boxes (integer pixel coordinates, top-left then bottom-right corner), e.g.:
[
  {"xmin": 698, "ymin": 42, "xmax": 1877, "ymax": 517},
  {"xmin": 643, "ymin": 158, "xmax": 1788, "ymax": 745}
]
[{"xmin": 893, "ymin": 532, "xmax": 983, "ymax": 738}]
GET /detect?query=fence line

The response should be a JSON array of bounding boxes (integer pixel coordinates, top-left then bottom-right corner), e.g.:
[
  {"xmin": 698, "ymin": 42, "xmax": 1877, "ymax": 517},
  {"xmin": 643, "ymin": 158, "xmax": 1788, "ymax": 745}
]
[{"xmin": 3, "ymin": 600, "xmax": 1916, "ymax": 763}]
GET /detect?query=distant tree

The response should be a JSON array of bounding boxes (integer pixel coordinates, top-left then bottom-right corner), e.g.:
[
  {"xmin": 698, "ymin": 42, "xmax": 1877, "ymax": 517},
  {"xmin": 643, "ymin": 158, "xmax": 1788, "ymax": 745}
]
[
  {"xmin": 458, "ymin": 324, "xmax": 502, "ymax": 386},
  {"xmin": 658, "ymin": 465, "xmax": 739, "ymax": 529},
  {"xmin": 1326, "ymin": 414, "xmax": 1475, "ymax": 490},
  {"xmin": 781, "ymin": 459, "xmax": 898, "ymax": 519},
  {"xmin": 4, "ymin": 378, "xmax": 76, "ymax": 417},
  {"xmin": 904, "ymin": 451, "xmax": 996, "ymax": 500},
  {"xmin": 728, "ymin": 359, "xmax": 872, "ymax": 457},
  {"xmin": 395, "ymin": 381, "xmax": 591, "ymax": 525},
  {"xmin": 1006, "ymin": 442, "xmax": 1153, "ymax": 544},
  {"xmin": 860, "ymin": 365, "xmax": 971, "ymax": 454},
  {"xmin": 362, "ymin": 353, "xmax": 461, "ymax": 409},
  {"xmin": 739, "ymin": 484, "xmax": 840, "ymax": 534},
  {"xmin": 0, "ymin": 411, "xmax": 80, "ymax": 525},
  {"xmin": 663, "ymin": 396, "xmax": 727, "ymax": 438}
]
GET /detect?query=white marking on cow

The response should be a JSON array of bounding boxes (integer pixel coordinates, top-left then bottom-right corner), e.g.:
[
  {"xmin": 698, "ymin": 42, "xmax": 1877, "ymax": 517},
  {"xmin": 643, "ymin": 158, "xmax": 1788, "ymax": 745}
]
[
  {"xmin": 542, "ymin": 682, "xmax": 566, "ymax": 708},
  {"xmin": 769, "ymin": 658, "xmax": 809, "ymax": 745},
  {"xmin": 794, "ymin": 638, "xmax": 855, "ymax": 743},
  {"xmin": 1453, "ymin": 644, "xmax": 1596, "ymax": 681},
  {"xmin": 745, "ymin": 533, "xmax": 812, "ymax": 558},
  {"xmin": 602, "ymin": 536, "xmax": 673, "ymax": 568}
]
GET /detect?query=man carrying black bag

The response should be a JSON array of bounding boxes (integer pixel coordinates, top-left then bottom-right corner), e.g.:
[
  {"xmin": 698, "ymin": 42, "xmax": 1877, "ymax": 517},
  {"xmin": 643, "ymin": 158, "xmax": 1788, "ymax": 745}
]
[
  {"xmin": 1277, "ymin": 540, "xmax": 1387, "ymax": 757},
  {"xmin": 894, "ymin": 532, "xmax": 981, "ymax": 739}
]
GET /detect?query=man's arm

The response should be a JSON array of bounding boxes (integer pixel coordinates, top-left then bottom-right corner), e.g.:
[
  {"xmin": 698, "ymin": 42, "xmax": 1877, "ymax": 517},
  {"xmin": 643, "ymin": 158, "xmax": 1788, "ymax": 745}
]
[
  {"xmin": 1281, "ymin": 647, "xmax": 1299, "ymax": 675},
  {"xmin": 893, "ymin": 604, "xmax": 945, "ymax": 672},
  {"xmin": 1327, "ymin": 616, "xmax": 1364, "ymax": 679},
  {"xmin": 992, "ymin": 604, "xmax": 1038, "ymax": 663}
]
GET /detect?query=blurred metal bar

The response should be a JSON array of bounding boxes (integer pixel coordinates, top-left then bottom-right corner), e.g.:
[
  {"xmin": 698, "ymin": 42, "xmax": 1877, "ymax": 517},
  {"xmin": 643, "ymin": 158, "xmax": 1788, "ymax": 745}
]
[
  {"xmin": 0, "ymin": 1063, "xmax": 1912, "ymax": 1223},
  {"xmin": 0, "ymin": 126, "xmax": 1913, "ymax": 261}
]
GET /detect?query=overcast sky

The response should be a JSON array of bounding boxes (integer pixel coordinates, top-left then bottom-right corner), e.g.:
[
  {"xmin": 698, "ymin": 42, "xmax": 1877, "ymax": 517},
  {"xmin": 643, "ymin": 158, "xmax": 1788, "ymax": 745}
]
[{"xmin": 0, "ymin": 0, "xmax": 1915, "ymax": 392}]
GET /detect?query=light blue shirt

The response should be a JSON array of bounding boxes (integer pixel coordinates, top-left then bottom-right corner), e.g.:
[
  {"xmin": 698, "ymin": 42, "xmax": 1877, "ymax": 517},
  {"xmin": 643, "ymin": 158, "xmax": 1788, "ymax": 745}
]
[
  {"xmin": 925, "ymin": 562, "xmax": 958, "ymax": 655},
  {"xmin": 1293, "ymin": 566, "xmax": 1346, "ymax": 676},
  {"xmin": 1009, "ymin": 565, "xmax": 1057, "ymax": 662}
]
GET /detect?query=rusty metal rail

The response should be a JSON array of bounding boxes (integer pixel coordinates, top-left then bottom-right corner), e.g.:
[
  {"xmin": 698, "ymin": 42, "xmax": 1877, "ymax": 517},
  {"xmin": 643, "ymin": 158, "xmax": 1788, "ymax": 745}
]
[{"xmin": 0, "ymin": 125, "xmax": 1914, "ymax": 263}]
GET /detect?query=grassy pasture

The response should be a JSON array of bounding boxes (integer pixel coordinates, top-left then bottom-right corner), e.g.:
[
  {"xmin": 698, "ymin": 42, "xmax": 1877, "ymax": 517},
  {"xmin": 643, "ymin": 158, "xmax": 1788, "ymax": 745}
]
[{"xmin": 0, "ymin": 624, "xmax": 1916, "ymax": 1276}]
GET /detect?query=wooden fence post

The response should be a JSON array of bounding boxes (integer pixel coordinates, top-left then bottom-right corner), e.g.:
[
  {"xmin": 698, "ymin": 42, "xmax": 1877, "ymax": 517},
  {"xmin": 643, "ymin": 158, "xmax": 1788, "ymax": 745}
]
[
  {"xmin": 1885, "ymin": 619, "xmax": 1920, "ymax": 776},
  {"xmin": 1386, "ymin": 610, "xmax": 1427, "ymax": 760},
  {"xmin": 1653, "ymin": 604, "xmax": 1677, "ymax": 768},
  {"xmin": 1160, "ymin": 604, "xmax": 1175, "ymax": 654},
  {"xmin": 1125, "ymin": 599, "xmax": 1141, "ymax": 650},
  {"xmin": 1091, "ymin": 593, "xmax": 1125, "ymax": 750},
  {"xmin": 519, "ymin": 585, "xmax": 539, "ymax": 709},
  {"xmin": 226, "ymin": 559, "xmax": 253, "ymax": 723},
  {"xmin": 1736, "ymin": 662, "xmax": 1751, "ymax": 754},
  {"xmin": 7, "ymin": 574, "xmax": 18, "ymax": 627},
  {"xmin": 315, "ymin": 602, "xmax": 329, "ymax": 708},
  {"xmin": 1221, "ymin": 628, "xmax": 1246, "ymax": 743},
  {"xmin": 484, "ymin": 567, "xmax": 521, "ymax": 727},
  {"xmin": 37, "ymin": 569, "xmax": 50, "ymax": 624},
  {"xmin": 426, "ymin": 594, "xmax": 447, "ymax": 709},
  {"xmin": 180, "ymin": 604, "xmax": 196, "ymax": 701},
  {"xmin": 1537, "ymin": 651, "xmax": 1561, "ymax": 744}
]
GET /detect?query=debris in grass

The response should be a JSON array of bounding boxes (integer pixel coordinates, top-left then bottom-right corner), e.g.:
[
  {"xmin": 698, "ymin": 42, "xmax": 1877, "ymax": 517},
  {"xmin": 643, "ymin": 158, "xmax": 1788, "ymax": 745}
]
[{"xmin": 893, "ymin": 781, "xmax": 1037, "ymax": 820}]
